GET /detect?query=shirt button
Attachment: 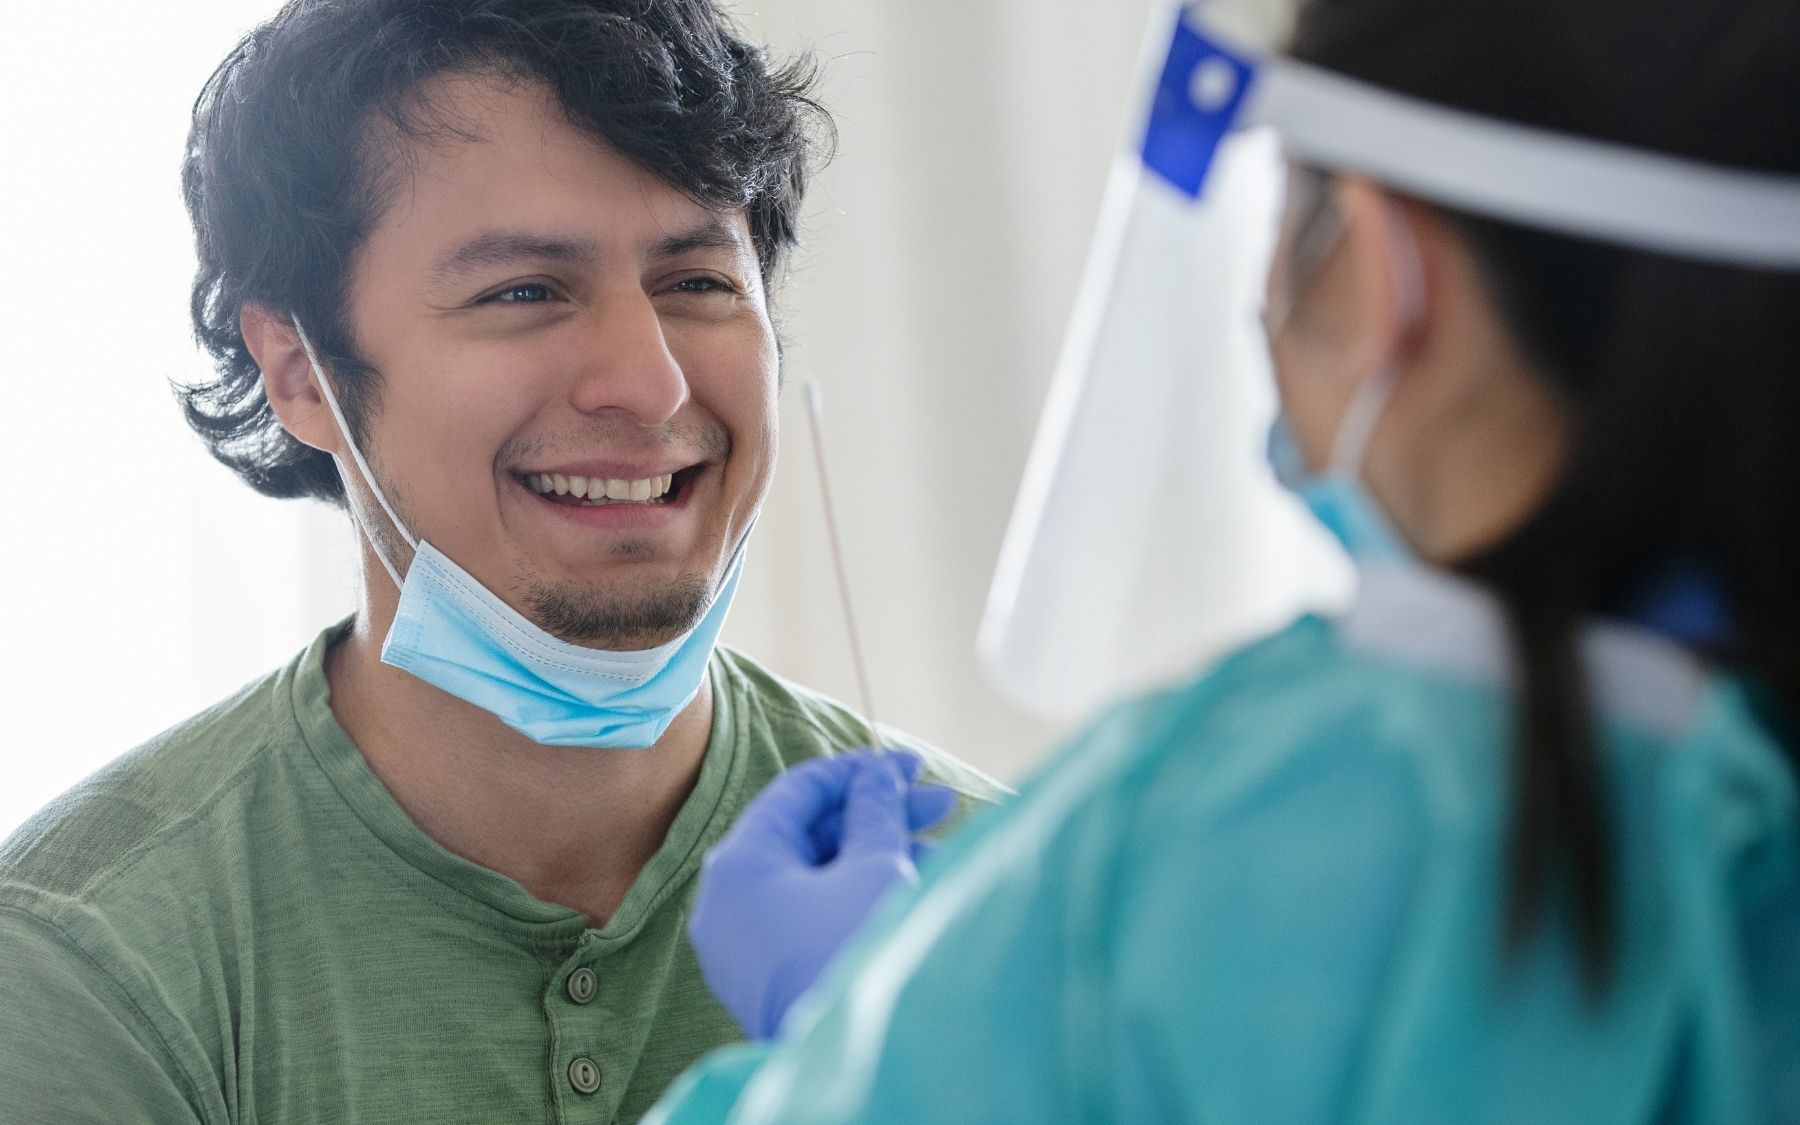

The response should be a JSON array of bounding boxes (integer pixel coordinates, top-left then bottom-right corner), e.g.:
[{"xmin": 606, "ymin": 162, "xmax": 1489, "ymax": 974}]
[
  {"xmin": 568, "ymin": 1056, "xmax": 602, "ymax": 1096},
  {"xmin": 567, "ymin": 967, "xmax": 597, "ymax": 1005}
]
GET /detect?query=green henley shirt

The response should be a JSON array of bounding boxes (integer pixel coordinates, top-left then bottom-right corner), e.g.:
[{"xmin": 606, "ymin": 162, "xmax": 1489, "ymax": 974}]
[{"xmin": 0, "ymin": 623, "xmax": 1005, "ymax": 1123}]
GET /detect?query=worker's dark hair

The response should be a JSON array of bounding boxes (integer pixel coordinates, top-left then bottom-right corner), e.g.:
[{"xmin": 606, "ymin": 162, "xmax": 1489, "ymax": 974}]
[
  {"xmin": 179, "ymin": 0, "xmax": 832, "ymax": 504},
  {"xmin": 1289, "ymin": 0, "xmax": 1800, "ymax": 992}
]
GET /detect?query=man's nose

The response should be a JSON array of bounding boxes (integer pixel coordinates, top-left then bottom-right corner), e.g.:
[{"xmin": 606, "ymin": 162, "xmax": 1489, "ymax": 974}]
[{"xmin": 565, "ymin": 289, "xmax": 689, "ymax": 425}]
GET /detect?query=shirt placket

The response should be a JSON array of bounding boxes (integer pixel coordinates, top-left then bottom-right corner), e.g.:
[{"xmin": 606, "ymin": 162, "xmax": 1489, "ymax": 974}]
[{"xmin": 545, "ymin": 932, "xmax": 620, "ymax": 1123}]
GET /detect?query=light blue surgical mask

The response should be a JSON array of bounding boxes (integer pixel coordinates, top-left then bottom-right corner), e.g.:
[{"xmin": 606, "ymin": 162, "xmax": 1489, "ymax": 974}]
[
  {"xmin": 294, "ymin": 323, "xmax": 742, "ymax": 749},
  {"xmin": 1266, "ymin": 371, "xmax": 1413, "ymax": 566}
]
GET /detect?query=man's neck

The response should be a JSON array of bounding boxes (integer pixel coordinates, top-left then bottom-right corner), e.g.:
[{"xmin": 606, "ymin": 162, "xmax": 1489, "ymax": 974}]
[{"xmin": 322, "ymin": 608, "xmax": 716, "ymax": 928}]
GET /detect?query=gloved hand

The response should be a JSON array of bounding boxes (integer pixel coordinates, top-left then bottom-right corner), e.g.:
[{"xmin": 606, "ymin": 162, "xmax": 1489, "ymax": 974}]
[{"xmin": 688, "ymin": 749, "xmax": 958, "ymax": 1039}]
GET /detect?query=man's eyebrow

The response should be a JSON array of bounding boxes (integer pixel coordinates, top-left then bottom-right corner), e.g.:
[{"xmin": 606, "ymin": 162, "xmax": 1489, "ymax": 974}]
[
  {"xmin": 430, "ymin": 219, "xmax": 750, "ymax": 286},
  {"xmin": 650, "ymin": 217, "xmax": 752, "ymax": 261},
  {"xmin": 431, "ymin": 232, "xmax": 599, "ymax": 284}
]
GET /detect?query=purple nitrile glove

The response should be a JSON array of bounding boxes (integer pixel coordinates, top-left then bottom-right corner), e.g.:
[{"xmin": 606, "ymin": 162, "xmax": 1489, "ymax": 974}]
[
  {"xmin": 687, "ymin": 749, "xmax": 958, "ymax": 1039},
  {"xmin": 807, "ymin": 752, "xmax": 957, "ymax": 868}
]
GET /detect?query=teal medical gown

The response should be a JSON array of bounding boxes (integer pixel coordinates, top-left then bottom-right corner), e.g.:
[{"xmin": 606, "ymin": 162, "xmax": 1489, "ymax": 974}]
[{"xmin": 647, "ymin": 566, "xmax": 1800, "ymax": 1123}]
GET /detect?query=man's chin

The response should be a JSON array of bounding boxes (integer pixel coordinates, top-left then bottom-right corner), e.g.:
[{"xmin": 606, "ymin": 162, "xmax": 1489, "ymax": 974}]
[{"xmin": 524, "ymin": 576, "xmax": 713, "ymax": 650}]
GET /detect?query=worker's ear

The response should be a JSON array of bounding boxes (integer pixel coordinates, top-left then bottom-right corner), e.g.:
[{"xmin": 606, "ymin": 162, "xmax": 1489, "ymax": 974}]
[
  {"xmin": 1265, "ymin": 176, "xmax": 1420, "ymax": 471},
  {"xmin": 240, "ymin": 302, "xmax": 342, "ymax": 454},
  {"xmin": 1321, "ymin": 177, "xmax": 1434, "ymax": 378}
]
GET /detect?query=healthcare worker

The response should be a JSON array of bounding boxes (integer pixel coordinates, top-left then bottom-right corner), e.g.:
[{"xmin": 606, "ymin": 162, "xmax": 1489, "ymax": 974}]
[{"xmin": 648, "ymin": 0, "xmax": 1800, "ymax": 1119}]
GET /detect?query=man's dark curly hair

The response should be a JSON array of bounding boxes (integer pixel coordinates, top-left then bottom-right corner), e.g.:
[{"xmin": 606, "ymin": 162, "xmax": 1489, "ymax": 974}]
[{"xmin": 179, "ymin": 0, "xmax": 832, "ymax": 505}]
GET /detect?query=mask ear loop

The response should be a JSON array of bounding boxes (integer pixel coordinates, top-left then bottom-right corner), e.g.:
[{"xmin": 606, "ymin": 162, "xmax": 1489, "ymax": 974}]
[
  {"xmin": 1325, "ymin": 193, "xmax": 1428, "ymax": 480},
  {"xmin": 292, "ymin": 321, "xmax": 416, "ymax": 589}
]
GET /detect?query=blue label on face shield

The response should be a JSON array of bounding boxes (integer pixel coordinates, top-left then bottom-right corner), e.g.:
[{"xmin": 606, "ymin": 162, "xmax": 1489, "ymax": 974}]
[{"xmin": 1141, "ymin": 13, "xmax": 1257, "ymax": 198}]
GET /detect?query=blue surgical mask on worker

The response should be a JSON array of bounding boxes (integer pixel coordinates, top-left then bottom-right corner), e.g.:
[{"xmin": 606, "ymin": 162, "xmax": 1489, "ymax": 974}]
[
  {"xmin": 1266, "ymin": 377, "xmax": 1411, "ymax": 565},
  {"xmin": 292, "ymin": 323, "xmax": 743, "ymax": 749},
  {"xmin": 1265, "ymin": 196, "xmax": 1424, "ymax": 566}
]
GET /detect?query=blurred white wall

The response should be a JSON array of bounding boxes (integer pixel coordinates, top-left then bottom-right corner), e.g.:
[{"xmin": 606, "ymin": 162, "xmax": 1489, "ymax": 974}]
[
  {"xmin": 0, "ymin": 0, "xmax": 1155, "ymax": 836},
  {"xmin": 0, "ymin": 3, "xmax": 361, "ymax": 837},
  {"xmin": 725, "ymin": 0, "xmax": 1159, "ymax": 777}
]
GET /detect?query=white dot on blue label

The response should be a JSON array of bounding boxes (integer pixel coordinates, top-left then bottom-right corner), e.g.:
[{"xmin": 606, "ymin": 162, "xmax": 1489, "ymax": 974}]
[{"xmin": 1189, "ymin": 56, "xmax": 1239, "ymax": 112}]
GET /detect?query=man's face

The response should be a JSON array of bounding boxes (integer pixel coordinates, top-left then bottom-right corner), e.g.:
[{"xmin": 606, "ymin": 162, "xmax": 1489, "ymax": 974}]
[{"xmin": 342, "ymin": 74, "xmax": 778, "ymax": 648}]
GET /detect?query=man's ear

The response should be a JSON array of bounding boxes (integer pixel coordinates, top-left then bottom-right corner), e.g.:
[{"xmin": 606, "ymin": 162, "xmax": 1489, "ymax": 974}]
[{"xmin": 240, "ymin": 302, "xmax": 341, "ymax": 454}]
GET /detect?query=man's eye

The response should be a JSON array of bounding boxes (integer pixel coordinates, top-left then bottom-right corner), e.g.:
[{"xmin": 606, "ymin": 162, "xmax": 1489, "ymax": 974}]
[
  {"xmin": 488, "ymin": 282, "xmax": 556, "ymax": 304},
  {"xmin": 672, "ymin": 276, "xmax": 736, "ymax": 295}
]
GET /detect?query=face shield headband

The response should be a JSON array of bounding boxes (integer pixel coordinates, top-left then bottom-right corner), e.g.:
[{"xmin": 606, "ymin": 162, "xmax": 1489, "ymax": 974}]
[{"xmin": 1150, "ymin": 1, "xmax": 1800, "ymax": 269}]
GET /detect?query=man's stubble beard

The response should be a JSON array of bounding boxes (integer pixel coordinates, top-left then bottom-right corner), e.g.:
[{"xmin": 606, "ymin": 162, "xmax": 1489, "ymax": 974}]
[
  {"xmin": 347, "ymin": 406, "xmax": 739, "ymax": 649},
  {"xmin": 348, "ymin": 458, "xmax": 715, "ymax": 649},
  {"xmin": 523, "ymin": 566, "xmax": 714, "ymax": 649},
  {"xmin": 502, "ymin": 420, "xmax": 739, "ymax": 649}
]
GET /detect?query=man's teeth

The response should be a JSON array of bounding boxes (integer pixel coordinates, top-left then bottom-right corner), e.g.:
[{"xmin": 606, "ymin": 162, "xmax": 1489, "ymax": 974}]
[{"xmin": 526, "ymin": 472, "xmax": 676, "ymax": 504}]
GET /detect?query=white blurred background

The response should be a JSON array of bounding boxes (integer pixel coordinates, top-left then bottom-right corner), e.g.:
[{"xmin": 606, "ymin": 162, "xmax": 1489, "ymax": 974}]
[{"xmin": 0, "ymin": 0, "xmax": 1173, "ymax": 835}]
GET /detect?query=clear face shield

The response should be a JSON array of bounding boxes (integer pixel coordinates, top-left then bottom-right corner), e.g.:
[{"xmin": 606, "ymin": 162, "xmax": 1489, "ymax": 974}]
[{"xmin": 980, "ymin": 0, "xmax": 1800, "ymax": 719}]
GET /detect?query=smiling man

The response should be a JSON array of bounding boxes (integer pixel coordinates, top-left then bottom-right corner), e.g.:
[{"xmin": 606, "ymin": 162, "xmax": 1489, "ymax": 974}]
[{"xmin": 0, "ymin": 2, "xmax": 1002, "ymax": 1122}]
